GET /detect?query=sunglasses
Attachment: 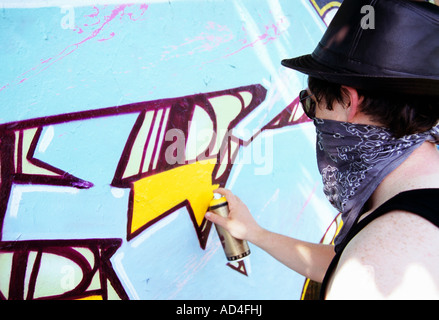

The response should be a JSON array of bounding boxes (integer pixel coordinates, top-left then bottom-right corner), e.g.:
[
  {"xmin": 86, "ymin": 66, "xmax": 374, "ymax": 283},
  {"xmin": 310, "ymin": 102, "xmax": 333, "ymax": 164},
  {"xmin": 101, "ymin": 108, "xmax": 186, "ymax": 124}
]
[{"xmin": 299, "ymin": 90, "xmax": 316, "ymax": 119}]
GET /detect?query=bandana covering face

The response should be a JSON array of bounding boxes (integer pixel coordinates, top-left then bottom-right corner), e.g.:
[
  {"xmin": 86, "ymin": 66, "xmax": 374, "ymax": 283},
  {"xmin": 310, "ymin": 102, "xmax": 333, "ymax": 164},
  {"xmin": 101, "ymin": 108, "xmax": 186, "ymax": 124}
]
[{"xmin": 314, "ymin": 118, "xmax": 439, "ymax": 252}]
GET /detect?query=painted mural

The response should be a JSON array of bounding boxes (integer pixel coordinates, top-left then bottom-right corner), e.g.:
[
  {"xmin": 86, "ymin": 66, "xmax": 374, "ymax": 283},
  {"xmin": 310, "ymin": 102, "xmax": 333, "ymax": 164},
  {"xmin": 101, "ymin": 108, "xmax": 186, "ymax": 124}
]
[{"xmin": 0, "ymin": 0, "xmax": 342, "ymax": 300}]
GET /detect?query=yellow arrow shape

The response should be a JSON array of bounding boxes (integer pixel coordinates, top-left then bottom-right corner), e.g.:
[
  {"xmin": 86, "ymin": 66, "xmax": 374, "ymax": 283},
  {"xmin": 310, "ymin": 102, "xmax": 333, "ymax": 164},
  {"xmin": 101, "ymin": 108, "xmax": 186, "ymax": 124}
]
[{"xmin": 129, "ymin": 159, "xmax": 219, "ymax": 243}]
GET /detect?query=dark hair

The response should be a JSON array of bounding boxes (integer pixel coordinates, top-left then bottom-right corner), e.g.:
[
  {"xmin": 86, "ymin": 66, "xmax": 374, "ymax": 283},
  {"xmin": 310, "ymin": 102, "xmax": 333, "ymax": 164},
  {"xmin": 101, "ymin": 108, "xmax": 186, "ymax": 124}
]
[{"xmin": 308, "ymin": 76, "xmax": 439, "ymax": 138}]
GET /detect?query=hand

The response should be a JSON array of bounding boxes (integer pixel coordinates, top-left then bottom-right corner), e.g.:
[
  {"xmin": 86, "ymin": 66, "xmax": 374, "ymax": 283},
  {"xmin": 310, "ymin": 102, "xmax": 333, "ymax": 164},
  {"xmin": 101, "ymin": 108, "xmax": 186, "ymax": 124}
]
[
  {"xmin": 206, "ymin": 189, "xmax": 335, "ymax": 283},
  {"xmin": 205, "ymin": 188, "xmax": 262, "ymax": 243}
]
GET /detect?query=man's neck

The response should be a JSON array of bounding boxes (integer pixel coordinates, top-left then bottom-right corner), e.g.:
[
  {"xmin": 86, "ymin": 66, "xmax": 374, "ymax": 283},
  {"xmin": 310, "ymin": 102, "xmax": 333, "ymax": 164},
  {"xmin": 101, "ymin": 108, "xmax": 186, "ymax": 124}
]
[{"xmin": 363, "ymin": 142, "xmax": 439, "ymax": 218}]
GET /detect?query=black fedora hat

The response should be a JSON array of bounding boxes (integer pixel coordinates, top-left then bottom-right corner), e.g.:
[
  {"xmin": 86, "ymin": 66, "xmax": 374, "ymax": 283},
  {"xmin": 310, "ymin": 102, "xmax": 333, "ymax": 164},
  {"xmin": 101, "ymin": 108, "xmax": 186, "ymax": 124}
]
[{"xmin": 281, "ymin": 0, "xmax": 439, "ymax": 96}]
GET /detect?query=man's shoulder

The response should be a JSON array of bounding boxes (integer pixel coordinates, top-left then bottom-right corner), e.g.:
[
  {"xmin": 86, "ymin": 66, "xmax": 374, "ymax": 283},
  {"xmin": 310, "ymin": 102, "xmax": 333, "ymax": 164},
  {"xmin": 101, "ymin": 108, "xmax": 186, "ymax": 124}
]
[{"xmin": 327, "ymin": 210, "xmax": 439, "ymax": 299}]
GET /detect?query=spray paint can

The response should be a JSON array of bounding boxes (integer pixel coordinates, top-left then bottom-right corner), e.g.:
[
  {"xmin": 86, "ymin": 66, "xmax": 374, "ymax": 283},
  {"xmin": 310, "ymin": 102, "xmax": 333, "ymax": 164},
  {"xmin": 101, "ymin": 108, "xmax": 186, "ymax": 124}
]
[{"xmin": 208, "ymin": 193, "xmax": 251, "ymax": 261}]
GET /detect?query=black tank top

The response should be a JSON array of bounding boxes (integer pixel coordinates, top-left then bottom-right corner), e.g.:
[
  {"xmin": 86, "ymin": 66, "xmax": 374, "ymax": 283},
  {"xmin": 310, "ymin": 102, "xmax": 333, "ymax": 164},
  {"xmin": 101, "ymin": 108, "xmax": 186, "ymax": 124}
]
[{"xmin": 319, "ymin": 188, "xmax": 439, "ymax": 300}]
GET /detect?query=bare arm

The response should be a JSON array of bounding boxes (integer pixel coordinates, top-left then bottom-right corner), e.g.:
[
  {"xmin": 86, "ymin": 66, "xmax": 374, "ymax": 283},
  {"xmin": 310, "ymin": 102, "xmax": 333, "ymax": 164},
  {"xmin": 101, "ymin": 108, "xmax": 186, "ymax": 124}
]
[{"xmin": 205, "ymin": 188, "xmax": 335, "ymax": 283}]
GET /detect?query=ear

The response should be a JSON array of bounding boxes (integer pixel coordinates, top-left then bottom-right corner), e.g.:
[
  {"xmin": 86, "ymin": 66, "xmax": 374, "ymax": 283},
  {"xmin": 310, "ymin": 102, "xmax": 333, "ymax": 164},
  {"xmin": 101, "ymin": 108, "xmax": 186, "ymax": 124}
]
[{"xmin": 341, "ymin": 86, "xmax": 362, "ymax": 122}]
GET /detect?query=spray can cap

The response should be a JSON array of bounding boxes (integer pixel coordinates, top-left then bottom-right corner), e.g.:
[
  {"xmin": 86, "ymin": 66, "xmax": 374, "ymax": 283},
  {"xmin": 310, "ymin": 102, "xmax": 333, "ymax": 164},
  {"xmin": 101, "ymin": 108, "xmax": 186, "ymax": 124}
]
[{"xmin": 209, "ymin": 193, "xmax": 228, "ymax": 209}]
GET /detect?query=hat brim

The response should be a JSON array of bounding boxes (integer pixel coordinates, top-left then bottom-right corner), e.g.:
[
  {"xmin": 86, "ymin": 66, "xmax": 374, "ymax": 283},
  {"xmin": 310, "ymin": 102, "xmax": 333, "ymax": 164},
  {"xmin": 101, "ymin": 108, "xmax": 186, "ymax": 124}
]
[{"xmin": 282, "ymin": 54, "xmax": 439, "ymax": 96}]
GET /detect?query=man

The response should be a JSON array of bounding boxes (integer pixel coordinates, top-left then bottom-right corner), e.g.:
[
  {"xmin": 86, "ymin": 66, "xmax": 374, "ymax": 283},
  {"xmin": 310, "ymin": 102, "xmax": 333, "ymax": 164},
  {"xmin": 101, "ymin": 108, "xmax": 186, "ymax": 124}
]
[{"xmin": 205, "ymin": 0, "xmax": 439, "ymax": 299}]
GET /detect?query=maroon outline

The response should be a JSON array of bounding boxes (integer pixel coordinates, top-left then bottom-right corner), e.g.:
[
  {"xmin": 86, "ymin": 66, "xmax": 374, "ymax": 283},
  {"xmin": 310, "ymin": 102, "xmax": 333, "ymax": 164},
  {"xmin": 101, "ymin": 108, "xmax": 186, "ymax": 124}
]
[
  {"xmin": 0, "ymin": 131, "xmax": 15, "ymax": 240},
  {"xmin": 0, "ymin": 85, "xmax": 267, "ymax": 244},
  {"xmin": 13, "ymin": 126, "xmax": 93, "ymax": 189},
  {"xmin": 0, "ymin": 85, "xmax": 308, "ymax": 263},
  {"xmin": 0, "ymin": 238, "xmax": 128, "ymax": 300},
  {"xmin": 226, "ymin": 260, "xmax": 249, "ymax": 276},
  {"xmin": 115, "ymin": 85, "xmax": 268, "ymax": 248},
  {"xmin": 0, "ymin": 81, "xmax": 316, "ymax": 292},
  {"xmin": 261, "ymin": 96, "xmax": 311, "ymax": 131}
]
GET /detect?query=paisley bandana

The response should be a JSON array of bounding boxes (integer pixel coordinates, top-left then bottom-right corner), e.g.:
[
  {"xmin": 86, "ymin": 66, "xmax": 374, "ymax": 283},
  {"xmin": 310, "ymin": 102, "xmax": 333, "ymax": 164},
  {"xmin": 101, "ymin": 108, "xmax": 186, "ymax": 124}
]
[{"xmin": 314, "ymin": 118, "xmax": 439, "ymax": 252}]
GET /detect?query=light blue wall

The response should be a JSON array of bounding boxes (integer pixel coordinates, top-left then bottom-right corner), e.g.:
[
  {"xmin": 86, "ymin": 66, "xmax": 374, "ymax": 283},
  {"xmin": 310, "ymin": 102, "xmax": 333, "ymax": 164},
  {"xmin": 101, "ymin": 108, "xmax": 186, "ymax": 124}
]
[{"xmin": 0, "ymin": 0, "xmax": 339, "ymax": 300}]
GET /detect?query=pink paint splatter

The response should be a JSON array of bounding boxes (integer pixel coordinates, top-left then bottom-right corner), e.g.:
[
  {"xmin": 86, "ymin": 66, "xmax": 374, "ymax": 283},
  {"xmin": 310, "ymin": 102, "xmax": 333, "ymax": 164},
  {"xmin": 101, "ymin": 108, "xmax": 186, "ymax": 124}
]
[
  {"xmin": 98, "ymin": 32, "xmax": 115, "ymax": 42},
  {"xmin": 196, "ymin": 15, "xmax": 290, "ymax": 67},
  {"xmin": 0, "ymin": 4, "xmax": 148, "ymax": 93},
  {"xmin": 224, "ymin": 17, "xmax": 289, "ymax": 58},
  {"xmin": 0, "ymin": 84, "xmax": 9, "ymax": 93},
  {"xmin": 161, "ymin": 21, "xmax": 234, "ymax": 61},
  {"xmin": 291, "ymin": 181, "xmax": 319, "ymax": 232},
  {"xmin": 126, "ymin": 4, "xmax": 148, "ymax": 21},
  {"xmin": 85, "ymin": 6, "xmax": 99, "ymax": 18}
]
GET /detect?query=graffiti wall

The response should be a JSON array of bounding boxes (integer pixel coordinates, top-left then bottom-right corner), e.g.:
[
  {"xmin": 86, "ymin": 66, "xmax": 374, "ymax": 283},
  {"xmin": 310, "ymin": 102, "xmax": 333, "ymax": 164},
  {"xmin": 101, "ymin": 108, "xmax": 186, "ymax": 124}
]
[{"xmin": 0, "ymin": 0, "xmax": 341, "ymax": 300}]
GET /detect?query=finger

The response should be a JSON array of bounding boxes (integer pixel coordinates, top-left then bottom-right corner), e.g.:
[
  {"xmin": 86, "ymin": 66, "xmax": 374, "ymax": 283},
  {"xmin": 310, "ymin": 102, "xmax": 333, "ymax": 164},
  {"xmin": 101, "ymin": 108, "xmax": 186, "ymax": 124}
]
[
  {"xmin": 213, "ymin": 188, "xmax": 236, "ymax": 202},
  {"xmin": 205, "ymin": 211, "xmax": 228, "ymax": 229}
]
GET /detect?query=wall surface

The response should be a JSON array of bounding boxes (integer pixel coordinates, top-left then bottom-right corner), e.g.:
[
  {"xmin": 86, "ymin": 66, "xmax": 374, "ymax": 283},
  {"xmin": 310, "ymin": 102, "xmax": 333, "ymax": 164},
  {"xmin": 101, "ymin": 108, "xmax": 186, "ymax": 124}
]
[{"xmin": 0, "ymin": 0, "xmax": 341, "ymax": 300}]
